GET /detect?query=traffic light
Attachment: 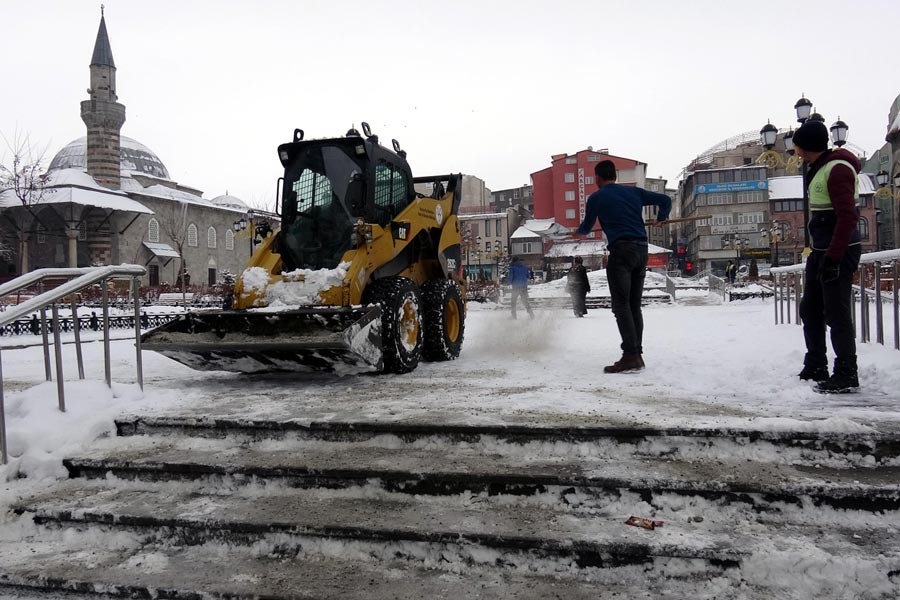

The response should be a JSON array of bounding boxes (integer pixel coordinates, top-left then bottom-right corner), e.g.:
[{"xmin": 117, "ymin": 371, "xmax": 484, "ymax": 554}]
[{"xmin": 686, "ymin": 261, "xmax": 693, "ymax": 273}]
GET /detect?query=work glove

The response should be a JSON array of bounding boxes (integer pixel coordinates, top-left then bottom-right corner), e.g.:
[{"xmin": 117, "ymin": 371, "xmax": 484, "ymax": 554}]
[{"xmin": 820, "ymin": 257, "xmax": 840, "ymax": 283}]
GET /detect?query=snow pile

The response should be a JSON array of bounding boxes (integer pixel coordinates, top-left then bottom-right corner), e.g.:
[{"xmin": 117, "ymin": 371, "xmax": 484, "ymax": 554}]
[
  {"xmin": 254, "ymin": 263, "xmax": 350, "ymax": 311},
  {"xmin": 239, "ymin": 267, "xmax": 271, "ymax": 294},
  {"xmin": 0, "ymin": 380, "xmax": 143, "ymax": 483}
]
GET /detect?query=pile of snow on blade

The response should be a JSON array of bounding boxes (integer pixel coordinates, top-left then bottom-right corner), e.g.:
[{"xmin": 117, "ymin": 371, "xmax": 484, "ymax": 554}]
[{"xmin": 246, "ymin": 263, "xmax": 350, "ymax": 311}]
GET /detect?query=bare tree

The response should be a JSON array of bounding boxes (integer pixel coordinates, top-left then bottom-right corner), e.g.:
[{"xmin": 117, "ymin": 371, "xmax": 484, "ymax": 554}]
[
  {"xmin": 0, "ymin": 131, "xmax": 53, "ymax": 273},
  {"xmin": 157, "ymin": 200, "xmax": 191, "ymax": 307}
]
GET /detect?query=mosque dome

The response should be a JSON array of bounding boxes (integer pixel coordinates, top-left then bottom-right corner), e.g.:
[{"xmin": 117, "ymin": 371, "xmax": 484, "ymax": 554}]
[
  {"xmin": 210, "ymin": 193, "xmax": 249, "ymax": 210},
  {"xmin": 49, "ymin": 135, "xmax": 171, "ymax": 180}
]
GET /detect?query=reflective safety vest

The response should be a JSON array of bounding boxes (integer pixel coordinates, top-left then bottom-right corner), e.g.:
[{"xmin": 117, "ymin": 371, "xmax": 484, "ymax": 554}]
[{"xmin": 808, "ymin": 159, "xmax": 858, "ymax": 211}]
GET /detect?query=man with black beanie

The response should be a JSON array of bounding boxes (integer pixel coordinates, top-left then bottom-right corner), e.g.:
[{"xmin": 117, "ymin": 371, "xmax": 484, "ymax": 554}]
[{"xmin": 793, "ymin": 120, "xmax": 862, "ymax": 393}]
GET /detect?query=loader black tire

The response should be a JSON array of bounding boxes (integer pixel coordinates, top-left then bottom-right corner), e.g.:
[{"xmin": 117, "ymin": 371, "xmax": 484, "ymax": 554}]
[
  {"xmin": 421, "ymin": 279, "xmax": 465, "ymax": 362},
  {"xmin": 363, "ymin": 277, "xmax": 423, "ymax": 374}
]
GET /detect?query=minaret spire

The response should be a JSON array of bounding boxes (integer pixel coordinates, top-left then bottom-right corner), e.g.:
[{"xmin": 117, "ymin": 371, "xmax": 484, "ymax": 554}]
[{"xmin": 81, "ymin": 8, "xmax": 126, "ymax": 189}]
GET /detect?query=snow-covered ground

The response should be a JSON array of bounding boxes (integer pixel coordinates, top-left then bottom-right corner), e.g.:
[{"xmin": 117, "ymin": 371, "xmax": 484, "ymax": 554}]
[{"xmin": 3, "ymin": 296, "xmax": 899, "ymax": 494}]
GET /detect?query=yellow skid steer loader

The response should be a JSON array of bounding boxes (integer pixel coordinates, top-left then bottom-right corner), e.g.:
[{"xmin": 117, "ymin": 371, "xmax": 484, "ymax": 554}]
[{"xmin": 141, "ymin": 123, "xmax": 466, "ymax": 374}]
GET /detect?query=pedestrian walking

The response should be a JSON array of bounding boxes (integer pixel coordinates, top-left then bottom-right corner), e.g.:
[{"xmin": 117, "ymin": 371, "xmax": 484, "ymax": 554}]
[
  {"xmin": 725, "ymin": 260, "xmax": 737, "ymax": 285},
  {"xmin": 792, "ymin": 120, "xmax": 862, "ymax": 394},
  {"xmin": 29, "ymin": 314, "xmax": 41, "ymax": 336},
  {"xmin": 507, "ymin": 257, "xmax": 534, "ymax": 319},
  {"xmin": 577, "ymin": 159, "xmax": 671, "ymax": 373},
  {"xmin": 566, "ymin": 257, "xmax": 590, "ymax": 317},
  {"xmin": 89, "ymin": 311, "xmax": 99, "ymax": 332}
]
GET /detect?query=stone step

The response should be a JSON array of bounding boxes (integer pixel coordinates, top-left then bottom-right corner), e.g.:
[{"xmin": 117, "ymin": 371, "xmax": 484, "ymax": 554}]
[
  {"xmin": 16, "ymin": 477, "xmax": 900, "ymax": 570},
  {"xmin": 61, "ymin": 434, "xmax": 900, "ymax": 510},
  {"xmin": 0, "ymin": 527, "xmax": 752, "ymax": 600},
  {"xmin": 115, "ymin": 416, "xmax": 900, "ymax": 467},
  {"xmin": 14, "ymin": 478, "xmax": 745, "ymax": 567}
]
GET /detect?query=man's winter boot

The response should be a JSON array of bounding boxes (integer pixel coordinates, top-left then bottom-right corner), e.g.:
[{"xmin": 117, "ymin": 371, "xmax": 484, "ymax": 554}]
[
  {"xmin": 815, "ymin": 358, "xmax": 859, "ymax": 394},
  {"xmin": 798, "ymin": 365, "xmax": 829, "ymax": 382},
  {"xmin": 604, "ymin": 353, "xmax": 644, "ymax": 373}
]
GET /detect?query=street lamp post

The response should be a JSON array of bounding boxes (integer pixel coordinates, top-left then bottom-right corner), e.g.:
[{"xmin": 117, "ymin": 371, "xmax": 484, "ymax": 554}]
[{"xmin": 234, "ymin": 210, "xmax": 273, "ymax": 258}]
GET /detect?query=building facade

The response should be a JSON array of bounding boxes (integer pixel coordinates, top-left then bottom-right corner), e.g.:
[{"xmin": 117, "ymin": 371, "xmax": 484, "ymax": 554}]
[
  {"xmin": 492, "ymin": 184, "xmax": 533, "ymax": 214},
  {"xmin": 530, "ymin": 148, "xmax": 647, "ymax": 233},
  {"xmin": 678, "ymin": 130, "xmax": 876, "ymax": 274}
]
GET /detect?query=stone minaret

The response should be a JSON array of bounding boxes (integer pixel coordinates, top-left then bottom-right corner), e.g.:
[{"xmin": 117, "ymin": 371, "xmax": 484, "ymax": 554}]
[{"xmin": 80, "ymin": 7, "xmax": 126, "ymax": 190}]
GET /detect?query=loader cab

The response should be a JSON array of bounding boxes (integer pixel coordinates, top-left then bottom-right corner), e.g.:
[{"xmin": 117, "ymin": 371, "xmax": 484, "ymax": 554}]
[{"xmin": 277, "ymin": 135, "xmax": 414, "ymax": 271}]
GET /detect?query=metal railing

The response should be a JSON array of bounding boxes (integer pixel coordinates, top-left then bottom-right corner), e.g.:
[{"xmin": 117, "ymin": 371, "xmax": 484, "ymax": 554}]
[
  {"xmin": 0, "ymin": 265, "xmax": 147, "ymax": 465},
  {"xmin": 771, "ymin": 249, "xmax": 900, "ymax": 351}
]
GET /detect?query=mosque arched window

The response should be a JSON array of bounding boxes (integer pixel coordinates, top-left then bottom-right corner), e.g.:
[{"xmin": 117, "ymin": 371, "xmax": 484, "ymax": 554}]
[
  {"xmin": 148, "ymin": 218, "xmax": 160, "ymax": 243},
  {"xmin": 225, "ymin": 229, "xmax": 234, "ymax": 251},
  {"xmin": 208, "ymin": 226, "xmax": 217, "ymax": 249},
  {"xmin": 187, "ymin": 223, "xmax": 198, "ymax": 247}
]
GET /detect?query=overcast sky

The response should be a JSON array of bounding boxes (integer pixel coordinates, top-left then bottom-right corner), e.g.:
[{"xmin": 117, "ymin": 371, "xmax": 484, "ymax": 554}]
[{"xmin": 2, "ymin": 0, "xmax": 898, "ymax": 209}]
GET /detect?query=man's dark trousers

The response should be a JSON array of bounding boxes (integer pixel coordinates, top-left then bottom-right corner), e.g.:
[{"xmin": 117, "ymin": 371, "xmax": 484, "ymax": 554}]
[
  {"xmin": 799, "ymin": 247, "xmax": 861, "ymax": 370},
  {"xmin": 606, "ymin": 240, "xmax": 648, "ymax": 354}
]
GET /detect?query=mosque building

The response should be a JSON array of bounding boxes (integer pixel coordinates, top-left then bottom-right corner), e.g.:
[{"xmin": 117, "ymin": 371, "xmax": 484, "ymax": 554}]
[{"xmin": 0, "ymin": 10, "xmax": 269, "ymax": 287}]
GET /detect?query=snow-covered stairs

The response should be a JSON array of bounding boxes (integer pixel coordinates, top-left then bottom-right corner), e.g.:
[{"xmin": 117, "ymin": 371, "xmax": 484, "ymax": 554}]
[{"xmin": 3, "ymin": 416, "xmax": 900, "ymax": 599}]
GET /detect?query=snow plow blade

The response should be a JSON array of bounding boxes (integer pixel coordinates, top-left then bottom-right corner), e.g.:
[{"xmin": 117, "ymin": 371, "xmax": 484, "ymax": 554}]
[{"xmin": 140, "ymin": 306, "xmax": 383, "ymax": 373}]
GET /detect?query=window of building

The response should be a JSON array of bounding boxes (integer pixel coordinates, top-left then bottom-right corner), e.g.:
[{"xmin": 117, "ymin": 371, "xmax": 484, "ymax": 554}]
[
  {"xmin": 78, "ymin": 222, "xmax": 87, "ymax": 241},
  {"xmin": 513, "ymin": 189, "xmax": 519, "ymax": 199},
  {"xmin": 705, "ymin": 193, "xmax": 731, "ymax": 206},
  {"xmin": 774, "ymin": 200, "xmax": 804, "ymax": 212},
  {"xmin": 565, "ymin": 191, "xmax": 576, "ymax": 201},
  {"xmin": 564, "ymin": 172, "xmax": 575, "ymax": 183},
  {"xmin": 495, "ymin": 219, "xmax": 502, "ymax": 236},
  {"xmin": 858, "ymin": 196, "xmax": 868, "ymax": 208},
  {"xmin": 650, "ymin": 183, "xmax": 659, "ymax": 192},
  {"xmin": 207, "ymin": 226, "xmax": 217, "ymax": 249},
  {"xmin": 737, "ymin": 212, "xmax": 764, "ymax": 224},
  {"xmin": 565, "ymin": 209, "xmax": 576, "ymax": 219},
  {"xmin": 187, "ymin": 223, "xmax": 198, "ymax": 247},
  {"xmin": 711, "ymin": 214, "xmax": 733, "ymax": 226},
  {"xmin": 584, "ymin": 176, "xmax": 594, "ymax": 185},
  {"xmin": 565, "ymin": 157, "xmax": 577, "ymax": 165},
  {"xmin": 225, "ymin": 228, "xmax": 234, "ymax": 250},
  {"xmin": 857, "ymin": 217, "xmax": 869, "ymax": 240},
  {"xmin": 485, "ymin": 241, "xmax": 491, "ymax": 252},
  {"xmin": 148, "ymin": 218, "xmax": 160, "ymax": 243},
  {"xmin": 587, "ymin": 154, "xmax": 600, "ymax": 162},
  {"xmin": 736, "ymin": 190, "xmax": 765, "ymax": 203}
]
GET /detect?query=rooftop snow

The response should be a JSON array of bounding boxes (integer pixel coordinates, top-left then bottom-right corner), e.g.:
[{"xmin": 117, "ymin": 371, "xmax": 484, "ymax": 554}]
[{"xmin": 0, "ymin": 181, "xmax": 152, "ymax": 214}]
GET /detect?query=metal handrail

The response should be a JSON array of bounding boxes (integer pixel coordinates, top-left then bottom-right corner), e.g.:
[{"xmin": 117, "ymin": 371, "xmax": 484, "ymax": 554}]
[
  {"xmin": 0, "ymin": 267, "xmax": 108, "ymax": 300},
  {"xmin": 0, "ymin": 264, "xmax": 146, "ymax": 465},
  {"xmin": 771, "ymin": 249, "xmax": 899, "ymax": 351}
]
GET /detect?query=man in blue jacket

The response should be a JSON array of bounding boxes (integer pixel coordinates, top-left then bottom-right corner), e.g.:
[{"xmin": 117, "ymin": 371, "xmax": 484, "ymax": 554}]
[
  {"xmin": 577, "ymin": 160, "xmax": 671, "ymax": 373},
  {"xmin": 507, "ymin": 257, "xmax": 534, "ymax": 319}
]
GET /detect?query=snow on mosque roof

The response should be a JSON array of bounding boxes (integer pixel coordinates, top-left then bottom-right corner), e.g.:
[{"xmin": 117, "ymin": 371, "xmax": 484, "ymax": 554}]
[{"xmin": 49, "ymin": 135, "xmax": 171, "ymax": 180}]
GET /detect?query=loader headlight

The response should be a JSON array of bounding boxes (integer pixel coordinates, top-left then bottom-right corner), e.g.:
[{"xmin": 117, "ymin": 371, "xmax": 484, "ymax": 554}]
[
  {"xmin": 279, "ymin": 150, "xmax": 290, "ymax": 163},
  {"xmin": 355, "ymin": 144, "xmax": 366, "ymax": 156}
]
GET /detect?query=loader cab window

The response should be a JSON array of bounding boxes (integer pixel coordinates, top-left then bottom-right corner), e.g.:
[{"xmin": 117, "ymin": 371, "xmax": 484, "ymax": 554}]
[
  {"xmin": 373, "ymin": 160, "xmax": 410, "ymax": 225},
  {"xmin": 280, "ymin": 145, "xmax": 358, "ymax": 271}
]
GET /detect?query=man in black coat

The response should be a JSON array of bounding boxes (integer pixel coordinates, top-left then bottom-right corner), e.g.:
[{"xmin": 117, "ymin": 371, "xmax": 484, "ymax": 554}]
[{"xmin": 566, "ymin": 257, "xmax": 591, "ymax": 317}]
